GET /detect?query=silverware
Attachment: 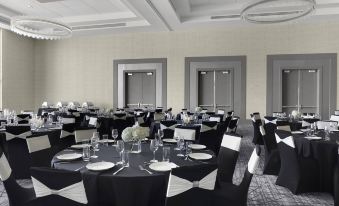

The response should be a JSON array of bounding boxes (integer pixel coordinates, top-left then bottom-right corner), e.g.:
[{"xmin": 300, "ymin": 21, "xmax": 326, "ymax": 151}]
[
  {"xmin": 139, "ymin": 165, "xmax": 153, "ymax": 174},
  {"xmin": 113, "ymin": 166, "xmax": 126, "ymax": 175}
]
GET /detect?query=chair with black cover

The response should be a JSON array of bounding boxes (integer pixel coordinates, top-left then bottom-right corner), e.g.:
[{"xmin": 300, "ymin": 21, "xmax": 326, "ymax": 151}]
[
  {"xmin": 226, "ymin": 116, "xmax": 240, "ymax": 134},
  {"xmin": 75, "ymin": 128, "xmax": 96, "ymax": 143},
  {"xmin": 250, "ymin": 113, "xmax": 264, "ymax": 145},
  {"xmin": 136, "ymin": 112, "xmax": 147, "ymax": 126},
  {"xmin": 61, "ymin": 115, "xmax": 76, "ymax": 124},
  {"xmin": 26, "ymin": 134, "xmax": 57, "ymax": 168},
  {"xmin": 16, "ymin": 114, "xmax": 31, "ymax": 124},
  {"xmin": 113, "ymin": 113, "xmax": 129, "ymax": 139},
  {"xmin": 29, "ymin": 167, "xmax": 88, "ymax": 206},
  {"xmin": 262, "ymin": 116, "xmax": 280, "ymax": 175},
  {"xmin": 153, "ymin": 109, "xmax": 165, "ymax": 123},
  {"xmin": 217, "ymin": 134, "xmax": 242, "ymax": 183},
  {"xmin": 334, "ymin": 163, "xmax": 339, "ymax": 206},
  {"xmin": 5, "ymin": 125, "xmax": 32, "ymax": 179},
  {"xmin": 166, "ymin": 164, "xmax": 217, "ymax": 206},
  {"xmin": 199, "ymin": 121, "xmax": 218, "ymax": 153},
  {"xmin": 275, "ymin": 130, "xmax": 319, "ymax": 194},
  {"xmin": 59, "ymin": 123, "xmax": 76, "ymax": 150},
  {"xmin": 0, "ymin": 146, "xmax": 36, "ymax": 206},
  {"xmin": 213, "ymin": 145, "xmax": 261, "ymax": 206},
  {"xmin": 160, "ymin": 120, "xmax": 177, "ymax": 139}
]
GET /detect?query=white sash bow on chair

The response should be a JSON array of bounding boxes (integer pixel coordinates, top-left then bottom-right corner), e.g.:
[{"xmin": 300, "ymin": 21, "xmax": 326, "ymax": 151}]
[
  {"xmin": 32, "ymin": 177, "xmax": 88, "ymax": 204},
  {"xmin": 17, "ymin": 117, "xmax": 30, "ymax": 122},
  {"xmin": 160, "ymin": 124, "xmax": 177, "ymax": 131},
  {"xmin": 60, "ymin": 130, "xmax": 75, "ymax": 138},
  {"xmin": 5, "ymin": 131, "xmax": 32, "ymax": 141},
  {"xmin": 200, "ymin": 124, "xmax": 217, "ymax": 133},
  {"xmin": 166, "ymin": 169, "xmax": 217, "ymax": 197},
  {"xmin": 0, "ymin": 154, "xmax": 12, "ymax": 181},
  {"xmin": 275, "ymin": 134, "xmax": 295, "ymax": 148},
  {"xmin": 264, "ymin": 119, "xmax": 277, "ymax": 125},
  {"xmin": 259, "ymin": 125, "xmax": 265, "ymax": 136}
]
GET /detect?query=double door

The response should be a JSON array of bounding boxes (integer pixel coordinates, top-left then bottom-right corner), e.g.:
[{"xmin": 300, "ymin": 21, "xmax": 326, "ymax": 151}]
[
  {"xmin": 198, "ymin": 69, "xmax": 233, "ymax": 112},
  {"xmin": 125, "ymin": 71, "xmax": 156, "ymax": 108},
  {"xmin": 282, "ymin": 68, "xmax": 319, "ymax": 114}
]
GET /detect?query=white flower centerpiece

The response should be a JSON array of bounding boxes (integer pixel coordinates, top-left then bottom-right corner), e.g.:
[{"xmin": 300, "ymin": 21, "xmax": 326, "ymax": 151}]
[
  {"xmin": 195, "ymin": 107, "xmax": 202, "ymax": 113},
  {"xmin": 122, "ymin": 125, "xmax": 149, "ymax": 153},
  {"xmin": 291, "ymin": 110, "xmax": 300, "ymax": 120}
]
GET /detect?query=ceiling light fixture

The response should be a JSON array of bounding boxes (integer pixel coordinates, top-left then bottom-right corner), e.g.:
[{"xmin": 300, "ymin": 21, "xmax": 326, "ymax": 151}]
[
  {"xmin": 10, "ymin": 16, "xmax": 72, "ymax": 40},
  {"xmin": 241, "ymin": 0, "xmax": 316, "ymax": 24}
]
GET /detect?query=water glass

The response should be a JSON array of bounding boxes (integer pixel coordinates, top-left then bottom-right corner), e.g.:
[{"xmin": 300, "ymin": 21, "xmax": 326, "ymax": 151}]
[
  {"xmin": 102, "ymin": 134, "xmax": 109, "ymax": 146},
  {"xmin": 82, "ymin": 145, "xmax": 91, "ymax": 161},
  {"xmin": 174, "ymin": 136, "xmax": 181, "ymax": 151},
  {"xmin": 112, "ymin": 129, "xmax": 118, "ymax": 146},
  {"xmin": 116, "ymin": 140, "xmax": 124, "ymax": 165},
  {"xmin": 162, "ymin": 147, "xmax": 170, "ymax": 162},
  {"xmin": 157, "ymin": 130, "xmax": 164, "ymax": 146},
  {"xmin": 177, "ymin": 138, "xmax": 185, "ymax": 157},
  {"xmin": 150, "ymin": 139, "xmax": 159, "ymax": 163},
  {"xmin": 122, "ymin": 151, "xmax": 130, "ymax": 167},
  {"xmin": 185, "ymin": 142, "xmax": 192, "ymax": 157}
]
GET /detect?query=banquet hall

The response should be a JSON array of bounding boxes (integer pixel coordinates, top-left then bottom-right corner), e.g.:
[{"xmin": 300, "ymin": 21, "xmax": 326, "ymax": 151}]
[{"xmin": 0, "ymin": 0, "xmax": 337, "ymax": 205}]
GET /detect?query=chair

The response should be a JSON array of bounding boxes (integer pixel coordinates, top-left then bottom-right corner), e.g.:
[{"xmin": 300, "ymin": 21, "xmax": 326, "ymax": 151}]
[
  {"xmin": 213, "ymin": 145, "xmax": 261, "ymax": 206},
  {"xmin": 75, "ymin": 129, "xmax": 96, "ymax": 143},
  {"xmin": 165, "ymin": 164, "xmax": 217, "ymax": 206},
  {"xmin": 275, "ymin": 130, "xmax": 319, "ymax": 194},
  {"xmin": 16, "ymin": 114, "xmax": 31, "ymax": 124},
  {"xmin": 113, "ymin": 113, "xmax": 130, "ymax": 139},
  {"xmin": 262, "ymin": 116, "xmax": 281, "ymax": 175},
  {"xmin": 59, "ymin": 123, "xmax": 76, "ymax": 150},
  {"xmin": 277, "ymin": 125, "xmax": 291, "ymax": 131},
  {"xmin": 26, "ymin": 134, "xmax": 56, "ymax": 168},
  {"xmin": 217, "ymin": 110, "xmax": 225, "ymax": 115},
  {"xmin": 209, "ymin": 116, "xmax": 221, "ymax": 123},
  {"xmin": 174, "ymin": 128, "xmax": 196, "ymax": 141},
  {"xmin": 61, "ymin": 116, "xmax": 75, "ymax": 124},
  {"xmin": 250, "ymin": 113, "xmax": 263, "ymax": 145},
  {"xmin": 226, "ymin": 117, "xmax": 240, "ymax": 133},
  {"xmin": 5, "ymin": 126, "xmax": 32, "ymax": 179},
  {"xmin": 153, "ymin": 111, "xmax": 165, "ymax": 123},
  {"xmin": 199, "ymin": 121, "xmax": 219, "ymax": 153},
  {"xmin": 316, "ymin": 121, "xmax": 338, "ymax": 130},
  {"xmin": 30, "ymin": 167, "xmax": 88, "ymax": 206},
  {"xmin": 217, "ymin": 134, "xmax": 242, "ymax": 183},
  {"xmin": 0, "ymin": 146, "xmax": 36, "ymax": 206},
  {"xmin": 160, "ymin": 120, "xmax": 177, "ymax": 139},
  {"xmin": 88, "ymin": 117, "xmax": 98, "ymax": 128}
]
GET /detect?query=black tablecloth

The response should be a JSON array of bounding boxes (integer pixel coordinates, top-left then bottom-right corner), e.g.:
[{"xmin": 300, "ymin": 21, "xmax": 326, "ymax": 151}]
[
  {"xmin": 52, "ymin": 143, "xmax": 216, "ymax": 206},
  {"xmin": 293, "ymin": 132, "xmax": 338, "ymax": 194}
]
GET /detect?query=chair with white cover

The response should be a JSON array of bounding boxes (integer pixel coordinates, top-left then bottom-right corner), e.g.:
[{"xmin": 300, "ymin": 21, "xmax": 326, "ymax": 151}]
[
  {"xmin": 316, "ymin": 121, "xmax": 338, "ymax": 130},
  {"xmin": 0, "ymin": 146, "xmax": 36, "ymax": 206},
  {"xmin": 165, "ymin": 164, "xmax": 218, "ymax": 206},
  {"xmin": 29, "ymin": 167, "xmax": 88, "ymax": 206},
  {"xmin": 153, "ymin": 111, "xmax": 165, "ymax": 123},
  {"xmin": 174, "ymin": 127, "xmax": 196, "ymax": 141},
  {"xmin": 226, "ymin": 117, "xmax": 240, "ymax": 134},
  {"xmin": 16, "ymin": 114, "xmax": 31, "ymax": 124},
  {"xmin": 213, "ymin": 145, "xmax": 261, "ymax": 206},
  {"xmin": 88, "ymin": 117, "xmax": 98, "ymax": 128},
  {"xmin": 275, "ymin": 130, "xmax": 319, "ymax": 194},
  {"xmin": 330, "ymin": 115, "xmax": 339, "ymax": 123},
  {"xmin": 199, "ymin": 121, "xmax": 219, "ymax": 153},
  {"xmin": 250, "ymin": 113, "xmax": 263, "ymax": 145},
  {"xmin": 209, "ymin": 116, "xmax": 221, "ymax": 123},
  {"xmin": 59, "ymin": 123, "xmax": 76, "ymax": 150},
  {"xmin": 262, "ymin": 117, "xmax": 280, "ymax": 175},
  {"xmin": 277, "ymin": 125, "xmax": 291, "ymax": 132},
  {"xmin": 61, "ymin": 116, "xmax": 75, "ymax": 124},
  {"xmin": 217, "ymin": 134, "xmax": 242, "ymax": 183},
  {"xmin": 26, "ymin": 134, "xmax": 57, "ymax": 168},
  {"xmin": 5, "ymin": 126, "xmax": 32, "ymax": 179},
  {"xmin": 75, "ymin": 129, "xmax": 96, "ymax": 144},
  {"xmin": 160, "ymin": 120, "xmax": 177, "ymax": 139},
  {"xmin": 217, "ymin": 110, "xmax": 225, "ymax": 115}
]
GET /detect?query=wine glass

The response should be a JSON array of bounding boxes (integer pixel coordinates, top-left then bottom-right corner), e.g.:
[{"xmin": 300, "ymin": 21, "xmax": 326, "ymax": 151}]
[
  {"xmin": 158, "ymin": 129, "xmax": 164, "ymax": 139},
  {"xmin": 177, "ymin": 138, "xmax": 185, "ymax": 157},
  {"xmin": 174, "ymin": 136, "xmax": 181, "ymax": 151},
  {"xmin": 116, "ymin": 140, "xmax": 124, "ymax": 164},
  {"xmin": 90, "ymin": 135, "xmax": 99, "ymax": 158},
  {"xmin": 112, "ymin": 129, "xmax": 118, "ymax": 146},
  {"xmin": 150, "ymin": 140, "xmax": 159, "ymax": 163}
]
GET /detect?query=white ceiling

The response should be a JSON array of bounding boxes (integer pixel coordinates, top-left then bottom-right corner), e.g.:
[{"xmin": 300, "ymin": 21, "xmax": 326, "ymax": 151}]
[{"xmin": 0, "ymin": 0, "xmax": 339, "ymax": 37}]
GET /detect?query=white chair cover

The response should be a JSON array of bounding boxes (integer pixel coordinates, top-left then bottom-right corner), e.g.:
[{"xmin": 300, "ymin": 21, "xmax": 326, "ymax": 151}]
[
  {"xmin": 88, "ymin": 117, "xmax": 98, "ymax": 127},
  {"xmin": 275, "ymin": 134, "xmax": 295, "ymax": 148},
  {"xmin": 0, "ymin": 154, "xmax": 12, "ymax": 181},
  {"xmin": 317, "ymin": 121, "xmax": 338, "ymax": 130},
  {"xmin": 330, "ymin": 115, "xmax": 339, "ymax": 123},
  {"xmin": 277, "ymin": 125, "xmax": 291, "ymax": 132},
  {"xmin": 62, "ymin": 118, "xmax": 75, "ymax": 124},
  {"xmin": 209, "ymin": 117, "xmax": 220, "ymax": 122},
  {"xmin": 26, "ymin": 135, "xmax": 51, "ymax": 153},
  {"xmin": 5, "ymin": 131, "xmax": 32, "ymax": 141},
  {"xmin": 174, "ymin": 128, "xmax": 196, "ymax": 141},
  {"xmin": 75, "ymin": 129, "xmax": 96, "ymax": 143},
  {"xmin": 221, "ymin": 134, "xmax": 241, "ymax": 151},
  {"xmin": 247, "ymin": 149, "xmax": 261, "ymax": 174}
]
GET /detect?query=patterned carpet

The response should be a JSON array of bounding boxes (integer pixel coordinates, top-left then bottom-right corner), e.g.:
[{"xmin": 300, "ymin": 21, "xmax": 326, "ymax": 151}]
[{"xmin": 0, "ymin": 121, "xmax": 335, "ymax": 206}]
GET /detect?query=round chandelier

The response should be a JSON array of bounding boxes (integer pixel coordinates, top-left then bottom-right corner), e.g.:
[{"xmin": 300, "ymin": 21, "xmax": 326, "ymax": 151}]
[
  {"xmin": 10, "ymin": 16, "xmax": 72, "ymax": 40},
  {"xmin": 241, "ymin": 0, "xmax": 316, "ymax": 24}
]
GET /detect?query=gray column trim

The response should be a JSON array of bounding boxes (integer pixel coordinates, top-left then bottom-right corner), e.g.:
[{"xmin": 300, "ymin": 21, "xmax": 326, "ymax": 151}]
[
  {"xmin": 113, "ymin": 58, "xmax": 167, "ymax": 109},
  {"xmin": 266, "ymin": 53, "xmax": 337, "ymax": 119},
  {"xmin": 184, "ymin": 56, "xmax": 247, "ymax": 119}
]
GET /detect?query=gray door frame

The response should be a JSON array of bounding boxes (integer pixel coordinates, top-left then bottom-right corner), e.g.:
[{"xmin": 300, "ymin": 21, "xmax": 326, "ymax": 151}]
[
  {"xmin": 185, "ymin": 56, "xmax": 247, "ymax": 119},
  {"xmin": 267, "ymin": 53, "xmax": 337, "ymax": 120},
  {"xmin": 113, "ymin": 58, "xmax": 167, "ymax": 109}
]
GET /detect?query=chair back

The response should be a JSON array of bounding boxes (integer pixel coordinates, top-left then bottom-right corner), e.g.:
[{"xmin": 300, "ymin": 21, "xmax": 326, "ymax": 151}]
[
  {"xmin": 16, "ymin": 114, "xmax": 31, "ymax": 124},
  {"xmin": 75, "ymin": 129, "xmax": 96, "ymax": 143},
  {"xmin": 62, "ymin": 117, "xmax": 75, "ymax": 124},
  {"xmin": 59, "ymin": 123, "xmax": 76, "ymax": 150},
  {"xmin": 174, "ymin": 128, "xmax": 196, "ymax": 141},
  {"xmin": 199, "ymin": 121, "xmax": 218, "ymax": 153},
  {"xmin": 166, "ymin": 164, "xmax": 217, "ymax": 206},
  {"xmin": 26, "ymin": 134, "xmax": 55, "ymax": 167},
  {"xmin": 263, "ymin": 116, "xmax": 278, "ymax": 153},
  {"xmin": 88, "ymin": 117, "xmax": 98, "ymax": 127},
  {"xmin": 226, "ymin": 117, "xmax": 239, "ymax": 133},
  {"xmin": 160, "ymin": 120, "xmax": 177, "ymax": 139},
  {"xmin": 317, "ymin": 121, "xmax": 338, "ymax": 130}
]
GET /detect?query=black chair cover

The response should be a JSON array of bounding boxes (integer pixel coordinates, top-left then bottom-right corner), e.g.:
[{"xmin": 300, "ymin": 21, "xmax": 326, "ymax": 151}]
[
  {"xmin": 166, "ymin": 164, "xmax": 217, "ymax": 206},
  {"xmin": 59, "ymin": 123, "xmax": 76, "ymax": 150},
  {"xmin": 226, "ymin": 117, "xmax": 239, "ymax": 134},
  {"xmin": 160, "ymin": 120, "xmax": 177, "ymax": 139},
  {"xmin": 16, "ymin": 114, "xmax": 31, "ymax": 124},
  {"xmin": 199, "ymin": 121, "xmax": 219, "ymax": 153},
  {"xmin": 250, "ymin": 113, "xmax": 264, "ymax": 145}
]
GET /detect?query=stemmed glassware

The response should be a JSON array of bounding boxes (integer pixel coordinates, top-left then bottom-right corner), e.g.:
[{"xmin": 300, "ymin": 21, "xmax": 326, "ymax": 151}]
[
  {"xmin": 90, "ymin": 133, "xmax": 99, "ymax": 158},
  {"xmin": 116, "ymin": 140, "xmax": 124, "ymax": 165},
  {"xmin": 177, "ymin": 138, "xmax": 185, "ymax": 157},
  {"xmin": 157, "ymin": 129, "xmax": 164, "ymax": 146},
  {"xmin": 174, "ymin": 136, "xmax": 182, "ymax": 151},
  {"xmin": 185, "ymin": 142, "xmax": 192, "ymax": 159},
  {"xmin": 112, "ymin": 129, "xmax": 118, "ymax": 146},
  {"xmin": 150, "ymin": 139, "xmax": 159, "ymax": 163}
]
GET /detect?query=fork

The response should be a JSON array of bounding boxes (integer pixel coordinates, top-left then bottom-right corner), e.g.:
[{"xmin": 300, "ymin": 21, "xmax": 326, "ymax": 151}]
[{"xmin": 139, "ymin": 165, "xmax": 153, "ymax": 174}]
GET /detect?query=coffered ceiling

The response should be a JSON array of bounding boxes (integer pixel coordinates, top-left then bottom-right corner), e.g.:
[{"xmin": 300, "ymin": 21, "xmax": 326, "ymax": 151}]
[{"xmin": 0, "ymin": 0, "xmax": 338, "ymax": 37}]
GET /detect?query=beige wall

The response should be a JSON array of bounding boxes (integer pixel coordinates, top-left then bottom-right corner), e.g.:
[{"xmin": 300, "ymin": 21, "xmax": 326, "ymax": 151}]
[
  {"xmin": 31, "ymin": 21, "xmax": 339, "ymax": 115},
  {"xmin": 2, "ymin": 30, "xmax": 35, "ymax": 112}
]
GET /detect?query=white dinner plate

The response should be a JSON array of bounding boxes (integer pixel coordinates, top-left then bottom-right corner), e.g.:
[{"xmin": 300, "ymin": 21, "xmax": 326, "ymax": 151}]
[
  {"xmin": 57, "ymin": 153, "xmax": 82, "ymax": 161},
  {"xmin": 162, "ymin": 138, "xmax": 177, "ymax": 143},
  {"xmin": 304, "ymin": 136, "xmax": 322, "ymax": 140},
  {"xmin": 86, "ymin": 162, "xmax": 115, "ymax": 171},
  {"xmin": 188, "ymin": 144, "xmax": 206, "ymax": 150},
  {"xmin": 70, "ymin": 144, "xmax": 90, "ymax": 149},
  {"xmin": 291, "ymin": 131, "xmax": 303, "ymax": 134},
  {"xmin": 98, "ymin": 139, "xmax": 115, "ymax": 143},
  {"xmin": 149, "ymin": 162, "xmax": 178, "ymax": 172},
  {"xmin": 188, "ymin": 153, "xmax": 212, "ymax": 160}
]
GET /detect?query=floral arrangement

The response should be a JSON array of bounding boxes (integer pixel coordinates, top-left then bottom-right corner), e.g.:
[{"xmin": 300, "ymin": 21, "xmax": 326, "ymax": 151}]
[
  {"xmin": 291, "ymin": 110, "xmax": 300, "ymax": 118},
  {"xmin": 182, "ymin": 114, "xmax": 191, "ymax": 124},
  {"xmin": 122, "ymin": 125, "xmax": 149, "ymax": 142},
  {"xmin": 195, "ymin": 107, "xmax": 202, "ymax": 113}
]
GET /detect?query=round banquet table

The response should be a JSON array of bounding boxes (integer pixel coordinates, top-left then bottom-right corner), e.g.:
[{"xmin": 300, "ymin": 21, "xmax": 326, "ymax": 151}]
[{"xmin": 51, "ymin": 142, "xmax": 216, "ymax": 206}]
